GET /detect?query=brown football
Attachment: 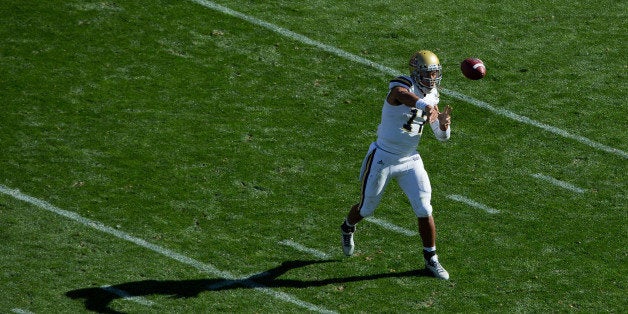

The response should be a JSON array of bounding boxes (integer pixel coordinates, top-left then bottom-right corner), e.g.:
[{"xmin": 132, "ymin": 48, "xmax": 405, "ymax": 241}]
[{"xmin": 461, "ymin": 58, "xmax": 486, "ymax": 80}]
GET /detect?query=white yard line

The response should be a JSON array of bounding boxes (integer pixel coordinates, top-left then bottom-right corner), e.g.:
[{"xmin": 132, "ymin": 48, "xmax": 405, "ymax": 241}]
[
  {"xmin": 0, "ymin": 185, "xmax": 335, "ymax": 314},
  {"xmin": 11, "ymin": 309, "xmax": 34, "ymax": 314},
  {"xmin": 279, "ymin": 239, "xmax": 330, "ymax": 259},
  {"xmin": 190, "ymin": 0, "xmax": 627, "ymax": 160},
  {"xmin": 441, "ymin": 90, "xmax": 628, "ymax": 159},
  {"xmin": 100, "ymin": 285, "xmax": 155, "ymax": 306},
  {"xmin": 365, "ymin": 217, "xmax": 418, "ymax": 236},
  {"xmin": 530, "ymin": 173, "xmax": 586, "ymax": 193},
  {"xmin": 447, "ymin": 195, "xmax": 500, "ymax": 214}
]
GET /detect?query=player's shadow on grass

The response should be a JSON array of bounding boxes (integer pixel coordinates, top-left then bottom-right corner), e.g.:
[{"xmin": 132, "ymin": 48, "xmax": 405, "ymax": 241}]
[{"xmin": 66, "ymin": 259, "xmax": 432, "ymax": 313}]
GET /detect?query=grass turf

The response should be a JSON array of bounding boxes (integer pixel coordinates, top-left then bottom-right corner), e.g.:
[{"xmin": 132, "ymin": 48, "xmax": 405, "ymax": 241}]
[{"xmin": 1, "ymin": 0, "xmax": 626, "ymax": 312}]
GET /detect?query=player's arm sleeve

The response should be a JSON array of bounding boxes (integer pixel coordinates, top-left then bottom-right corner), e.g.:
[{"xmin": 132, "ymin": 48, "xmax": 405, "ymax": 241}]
[{"xmin": 430, "ymin": 120, "xmax": 450, "ymax": 142}]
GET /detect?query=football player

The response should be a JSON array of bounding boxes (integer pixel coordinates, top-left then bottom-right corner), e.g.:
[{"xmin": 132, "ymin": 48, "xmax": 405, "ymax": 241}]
[{"xmin": 340, "ymin": 50, "xmax": 452, "ymax": 280}]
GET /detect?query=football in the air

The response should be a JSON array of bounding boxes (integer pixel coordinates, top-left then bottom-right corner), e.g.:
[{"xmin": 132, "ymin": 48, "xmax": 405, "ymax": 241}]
[{"xmin": 460, "ymin": 58, "xmax": 486, "ymax": 80}]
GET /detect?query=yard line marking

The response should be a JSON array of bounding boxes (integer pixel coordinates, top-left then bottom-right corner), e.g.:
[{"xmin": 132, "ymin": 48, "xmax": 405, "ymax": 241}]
[
  {"xmin": 101, "ymin": 285, "xmax": 155, "ymax": 306},
  {"xmin": 0, "ymin": 185, "xmax": 335, "ymax": 314},
  {"xmin": 447, "ymin": 194, "xmax": 500, "ymax": 214},
  {"xmin": 279, "ymin": 239, "xmax": 330, "ymax": 259},
  {"xmin": 442, "ymin": 90, "xmax": 628, "ymax": 159},
  {"xmin": 365, "ymin": 217, "xmax": 418, "ymax": 236},
  {"xmin": 11, "ymin": 309, "xmax": 34, "ymax": 314},
  {"xmin": 530, "ymin": 173, "xmax": 586, "ymax": 193},
  {"xmin": 190, "ymin": 0, "xmax": 627, "ymax": 160}
]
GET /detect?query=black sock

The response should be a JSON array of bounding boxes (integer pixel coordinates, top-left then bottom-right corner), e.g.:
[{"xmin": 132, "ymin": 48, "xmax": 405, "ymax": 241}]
[
  {"xmin": 423, "ymin": 249, "xmax": 436, "ymax": 260},
  {"xmin": 341, "ymin": 219, "xmax": 355, "ymax": 233}
]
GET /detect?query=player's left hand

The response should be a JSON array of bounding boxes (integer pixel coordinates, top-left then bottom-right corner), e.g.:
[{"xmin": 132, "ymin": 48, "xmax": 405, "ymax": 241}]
[{"xmin": 438, "ymin": 105, "xmax": 452, "ymax": 130}]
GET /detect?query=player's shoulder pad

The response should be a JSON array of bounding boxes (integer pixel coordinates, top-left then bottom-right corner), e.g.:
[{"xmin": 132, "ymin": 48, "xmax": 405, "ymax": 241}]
[{"xmin": 389, "ymin": 75, "xmax": 413, "ymax": 90}]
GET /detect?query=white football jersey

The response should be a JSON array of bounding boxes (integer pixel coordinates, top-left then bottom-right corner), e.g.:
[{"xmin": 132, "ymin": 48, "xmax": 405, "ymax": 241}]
[{"xmin": 375, "ymin": 76, "xmax": 443, "ymax": 156}]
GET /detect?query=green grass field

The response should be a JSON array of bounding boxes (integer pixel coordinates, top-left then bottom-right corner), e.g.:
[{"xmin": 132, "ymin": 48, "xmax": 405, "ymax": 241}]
[{"xmin": 1, "ymin": 0, "xmax": 626, "ymax": 312}]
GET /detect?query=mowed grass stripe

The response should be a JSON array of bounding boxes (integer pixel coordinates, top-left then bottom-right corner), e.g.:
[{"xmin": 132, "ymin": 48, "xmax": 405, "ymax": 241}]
[
  {"xmin": 0, "ymin": 185, "xmax": 335, "ymax": 314},
  {"xmin": 190, "ymin": 0, "xmax": 627, "ymax": 160}
]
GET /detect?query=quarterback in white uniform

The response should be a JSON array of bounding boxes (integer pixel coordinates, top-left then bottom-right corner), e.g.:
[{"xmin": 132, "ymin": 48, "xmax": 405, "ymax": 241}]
[{"xmin": 340, "ymin": 50, "xmax": 452, "ymax": 280}]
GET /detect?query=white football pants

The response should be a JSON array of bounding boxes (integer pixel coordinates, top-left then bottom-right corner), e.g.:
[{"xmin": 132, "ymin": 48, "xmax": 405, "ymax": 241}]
[{"xmin": 358, "ymin": 142, "xmax": 433, "ymax": 218}]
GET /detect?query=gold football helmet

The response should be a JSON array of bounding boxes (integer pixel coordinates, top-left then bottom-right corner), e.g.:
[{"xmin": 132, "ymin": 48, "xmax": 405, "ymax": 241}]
[{"xmin": 409, "ymin": 50, "xmax": 442, "ymax": 89}]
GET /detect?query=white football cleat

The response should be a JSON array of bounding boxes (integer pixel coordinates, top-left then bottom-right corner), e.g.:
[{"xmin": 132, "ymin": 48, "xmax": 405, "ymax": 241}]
[
  {"xmin": 425, "ymin": 255, "xmax": 449, "ymax": 280},
  {"xmin": 340, "ymin": 222, "xmax": 355, "ymax": 256}
]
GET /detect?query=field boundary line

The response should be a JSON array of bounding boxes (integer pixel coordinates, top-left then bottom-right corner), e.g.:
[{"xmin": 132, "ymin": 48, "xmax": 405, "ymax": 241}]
[
  {"xmin": 0, "ymin": 185, "xmax": 335, "ymax": 314},
  {"xmin": 530, "ymin": 173, "xmax": 586, "ymax": 193},
  {"xmin": 190, "ymin": 0, "xmax": 627, "ymax": 160},
  {"xmin": 447, "ymin": 194, "xmax": 500, "ymax": 214}
]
